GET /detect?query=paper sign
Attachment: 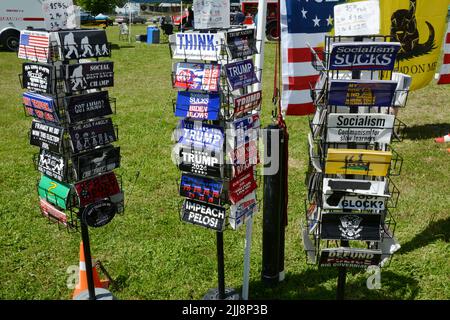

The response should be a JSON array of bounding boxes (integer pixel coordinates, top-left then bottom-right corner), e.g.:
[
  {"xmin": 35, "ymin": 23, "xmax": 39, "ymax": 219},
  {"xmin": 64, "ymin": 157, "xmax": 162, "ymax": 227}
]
[
  {"xmin": 193, "ymin": 0, "xmax": 230, "ymax": 30},
  {"xmin": 181, "ymin": 198, "xmax": 226, "ymax": 231},
  {"xmin": 42, "ymin": 0, "xmax": 79, "ymax": 31},
  {"xmin": 334, "ymin": 1, "xmax": 380, "ymax": 36}
]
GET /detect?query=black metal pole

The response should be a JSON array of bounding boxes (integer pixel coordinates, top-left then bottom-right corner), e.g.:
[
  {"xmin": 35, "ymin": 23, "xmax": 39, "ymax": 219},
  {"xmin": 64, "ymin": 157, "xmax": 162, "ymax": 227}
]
[
  {"xmin": 336, "ymin": 36, "xmax": 363, "ymax": 300},
  {"xmin": 216, "ymin": 231, "xmax": 226, "ymax": 299},
  {"xmin": 80, "ymin": 221, "xmax": 96, "ymax": 300}
]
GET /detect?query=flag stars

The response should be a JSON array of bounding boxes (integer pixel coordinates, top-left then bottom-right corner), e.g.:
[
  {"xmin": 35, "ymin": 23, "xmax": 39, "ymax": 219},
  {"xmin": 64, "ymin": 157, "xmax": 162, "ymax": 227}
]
[
  {"xmin": 301, "ymin": 8, "xmax": 308, "ymax": 19},
  {"xmin": 312, "ymin": 15, "xmax": 321, "ymax": 27},
  {"xmin": 326, "ymin": 15, "xmax": 333, "ymax": 26}
]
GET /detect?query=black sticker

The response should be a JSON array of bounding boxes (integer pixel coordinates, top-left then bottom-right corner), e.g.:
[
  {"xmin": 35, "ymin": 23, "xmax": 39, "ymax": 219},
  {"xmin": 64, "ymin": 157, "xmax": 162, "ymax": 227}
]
[
  {"xmin": 69, "ymin": 118, "xmax": 116, "ymax": 154},
  {"xmin": 82, "ymin": 199, "xmax": 117, "ymax": 228},
  {"xmin": 181, "ymin": 198, "xmax": 226, "ymax": 231},
  {"xmin": 22, "ymin": 63, "xmax": 55, "ymax": 94},
  {"xmin": 320, "ymin": 213, "xmax": 382, "ymax": 241},
  {"xmin": 58, "ymin": 29, "xmax": 109, "ymax": 60},
  {"xmin": 30, "ymin": 120, "xmax": 64, "ymax": 153},
  {"xmin": 226, "ymin": 28, "xmax": 258, "ymax": 59},
  {"xmin": 177, "ymin": 147, "xmax": 222, "ymax": 178},
  {"xmin": 65, "ymin": 61, "xmax": 114, "ymax": 92},
  {"xmin": 37, "ymin": 149, "xmax": 68, "ymax": 182},
  {"xmin": 65, "ymin": 91, "xmax": 112, "ymax": 123},
  {"xmin": 72, "ymin": 146, "xmax": 121, "ymax": 181},
  {"xmin": 319, "ymin": 248, "xmax": 382, "ymax": 269}
]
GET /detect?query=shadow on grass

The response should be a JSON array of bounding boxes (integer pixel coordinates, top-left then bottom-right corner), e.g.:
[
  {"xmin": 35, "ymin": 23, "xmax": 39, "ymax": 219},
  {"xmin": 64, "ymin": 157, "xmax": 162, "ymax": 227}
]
[
  {"xmin": 111, "ymin": 44, "xmax": 135, "ymax": 50},
  {"xmin": 399, "ymin": 217, "xmax": 450, "ymax": 255},
  {"xmin": 404, "ymin": 123, "xmax": 450, "ymax": 140},
  {"xmin": 244, "ymin": 267, "xmax": 419, "ymax": 300}
]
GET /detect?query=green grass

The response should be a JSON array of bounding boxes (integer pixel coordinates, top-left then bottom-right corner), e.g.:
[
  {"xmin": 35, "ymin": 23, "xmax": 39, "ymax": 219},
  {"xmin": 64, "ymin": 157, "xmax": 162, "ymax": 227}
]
[{"xmin": 0, "ymin": 25, "xmax": 449, "ymax": 300}]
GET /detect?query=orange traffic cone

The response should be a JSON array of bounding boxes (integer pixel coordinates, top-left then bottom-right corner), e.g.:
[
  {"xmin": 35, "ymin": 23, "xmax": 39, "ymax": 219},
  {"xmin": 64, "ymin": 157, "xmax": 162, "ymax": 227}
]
[{"xmin": 72, "ymin": 241, "xmax": 109, "ymax": 299}]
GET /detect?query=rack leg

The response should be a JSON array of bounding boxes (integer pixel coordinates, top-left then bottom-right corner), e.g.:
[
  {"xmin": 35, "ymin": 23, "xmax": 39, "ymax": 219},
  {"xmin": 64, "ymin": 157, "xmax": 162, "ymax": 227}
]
[{"xmin": 80, "ymin": 222, "xmax": 96, "ymax": 300}]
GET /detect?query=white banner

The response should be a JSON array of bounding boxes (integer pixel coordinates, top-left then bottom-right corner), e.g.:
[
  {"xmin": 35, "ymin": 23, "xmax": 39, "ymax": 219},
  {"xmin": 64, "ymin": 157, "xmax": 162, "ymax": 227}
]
[
  {"xmin": 327, "ymin": 113, "xmax": 395, "ymax": 144},
  {"xmin": 193, "ymin": 0, "xmax": 230, "ymax": 30}
]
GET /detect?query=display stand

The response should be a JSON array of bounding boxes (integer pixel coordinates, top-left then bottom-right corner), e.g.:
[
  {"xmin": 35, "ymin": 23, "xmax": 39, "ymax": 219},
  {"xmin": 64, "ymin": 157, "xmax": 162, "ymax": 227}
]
[
  {"xmin": 169, "ymin": 23, "xmax": 262, "ymax": 300},
  {"xmin": 303, "ymin": 34, "xmax": 409, "ymax": 299},
  {"xmin": 18, "ymin": 26, "xmax": 123, "ymax": 300}
]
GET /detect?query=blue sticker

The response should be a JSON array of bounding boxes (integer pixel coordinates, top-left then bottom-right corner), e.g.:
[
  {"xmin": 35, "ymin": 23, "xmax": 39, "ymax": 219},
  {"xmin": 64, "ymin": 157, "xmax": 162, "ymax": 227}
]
[
  {"xmin": 23, "ymin": 92, "xmax": 59, "ymax": 123},
  {"xmin": 178, "ymin": 120, "xmax": 224, "ymax": 151},
  {"xmin": 328, "ymin": 80, "xmax": 398, "ymax": 106},
  {"xmin": 175, "ymin": 92, "xmax": 221, "ymax": 120},
  {"xmin": 328, "ymin": 43, "xmax": 401, "ymax": 71},
  {"xmin": 225, "ymin": 59, "xmax": 259, "ymax": 91},
  {"xmin": 180, "ymin": 174, "xmax": 223, "ymax": 205}
]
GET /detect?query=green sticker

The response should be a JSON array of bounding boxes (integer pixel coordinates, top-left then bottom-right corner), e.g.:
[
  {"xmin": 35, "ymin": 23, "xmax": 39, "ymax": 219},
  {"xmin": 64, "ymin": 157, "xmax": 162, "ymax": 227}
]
[{"xmin": 38, "ymin": 175, "xmax": 72, "ymax": 210}]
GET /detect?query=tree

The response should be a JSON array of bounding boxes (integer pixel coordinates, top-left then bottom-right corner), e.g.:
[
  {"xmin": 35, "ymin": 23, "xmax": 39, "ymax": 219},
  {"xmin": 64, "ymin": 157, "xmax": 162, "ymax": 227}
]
[{"xmin": 75, "ymin": 0, "xmax": 127, "ymax": 15}]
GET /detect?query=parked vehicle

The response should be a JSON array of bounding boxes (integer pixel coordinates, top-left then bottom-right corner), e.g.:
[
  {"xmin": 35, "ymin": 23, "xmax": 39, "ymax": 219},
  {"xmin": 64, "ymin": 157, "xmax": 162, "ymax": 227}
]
[
  {"xmin": 0, "ymin": 0, "xmax": 45, "ymax": 51},
  {"xmin": 240, "ymin": 0, "xmax": 279, "ymax": 41},
  {"xmin": 116, "ymin": 14, "xmax": 147, "ymax": 24}
]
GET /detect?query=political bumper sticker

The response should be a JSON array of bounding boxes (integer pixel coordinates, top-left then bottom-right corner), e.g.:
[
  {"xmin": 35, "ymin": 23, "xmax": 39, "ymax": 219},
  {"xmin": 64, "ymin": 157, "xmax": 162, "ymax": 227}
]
[
  {"xmin": 177, "ymin": 147, "xmax": 222, "ymax": 178},
  {"xmin": 72, "ymin": 146, "xmax": 121, "ymax": 181},
  {"xmin": 325, "ymin": 149, "xmax": 392, "ymax": 176},
  {"xmin": 177, "ymin": 120, "xmax": 224, "ymax": 151},
  {"xmin": 328, "ymin": 42, "xmax": 401, "ymax": 71},
  {"xmin": 38, "ymin": 149, "xmax": 68, "ymax": 182},
  {"xmin": 65, "ymin": 61, "xmax": 114, "ymax": 92},
  {"xmin": 320, "ymin": 213, "xmax": 382, "ymax": 241},
  {"xmin": 328, "ymin": 80, "xmax": 398, "ymax": 106},
  {"xmin": 69, "ymin": 118, "xmax": 116, "ymax": 153},
  {"xmin": 229, "ymin": 140, "xmax": 259, "ymax": 178},
  {"xmin": 226, "ymin": 28, "xmax": 258, "ymax": 59},
  {"xmin": 39, "ymin": 198, "xmax": 68, "ymax": 226},
  {"xmin": 23, "ymin": 92, "xmax": 59, "ymax": 123},
  {"xmin": 175, "ymin": 92, "xmax": 221, "ymax": 120},
  {"xmin": 81, "ymin": 199, "xmax": 117, "ymax": 228},
  {"xmin": 75, "ymin": 172, "xmax": 121, "ymax": 207},
  {"xmin": 327, "ymin": 114, "xmax": 395, "ymax": 144},
  {"xmin": 57, "ymin": 29, "xmax": 109, "ymax": 60},
  {"xmin": 174, "ymin": 62, "xmax": 221, "ymax": 92},
  {"xmin": 30, "ymin": 120, "xmax": 64, "ymax": 153},
  {"xmin": 225, "ymin": 59, "xmax": 259, "ymax": 91},
  {"xmin": 18, "ymin": 30, "xmax": 50, "ymax": 63},
  {"xmin": 22, "ymin": 63, "xmax": 55, "ymax": 94},
  {"xmin": 180, "ymin": 174, "xmax": 223, "ymax": 205},
  {"xmin": 181, "ymin": 198, "xmax": 226, "ymax": 231},
  {"xmin": 229, "ymin": 168, "xmax": 257, "ymax": 204},
  {"xmin": 228, "ymin": 114, "xmax": 260, "ymax": 148},
  {"xmin": 319, "ymin": 248, "xmax": 382, "ymax": 268},
  {"xmin": 233, "ymin": 91, "xmax": 262, "ymax": 118},
  {"xmin": 38, "ymin": 175, "xmax": 73, "ymax": 210},
  {"xmin": 171, "ymin": 32, "xmax": 225, "ymax": 61},
  {"xmin": 323, "ymin": 178, "xmax": 388, "ymax": 197},
  {"xmin": 229, "ymin": 191, "xmax": 258, "ymax": 230},
  {"xmin": 65, "ymin": 91, "xmax": 112, "ymax": 123},
  {"xmin": 323, "ymin": 193, "xmax": 387, "ymax": 211}
]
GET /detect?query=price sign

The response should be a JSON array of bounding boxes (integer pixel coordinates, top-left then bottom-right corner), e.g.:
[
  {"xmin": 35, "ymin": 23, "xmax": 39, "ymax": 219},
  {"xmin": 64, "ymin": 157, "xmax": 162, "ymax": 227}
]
[
  {"xmin": 42, "ymin": 0, "xmax": 79, "ymax": 31},
  {"xmin": 334, "ymin": 1, "xmax": 380, "ymax": 36}
]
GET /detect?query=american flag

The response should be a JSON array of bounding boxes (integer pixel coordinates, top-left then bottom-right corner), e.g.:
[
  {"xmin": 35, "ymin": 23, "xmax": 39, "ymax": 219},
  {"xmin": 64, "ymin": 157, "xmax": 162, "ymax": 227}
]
[
  {"xmin": 18, "ymin": 30, "xmax": 50, "ymax": 63},
  {"xmin": 437, "ymin": 23, "xmax": 450, "ymax": 85},
  {"xmin": 281, "ymin": 0, "xmax": 346, "ymax": 116}
]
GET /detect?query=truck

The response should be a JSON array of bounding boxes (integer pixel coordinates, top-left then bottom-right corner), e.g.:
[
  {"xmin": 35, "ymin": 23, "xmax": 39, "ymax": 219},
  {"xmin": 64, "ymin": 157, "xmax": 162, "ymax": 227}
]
[
  {"xmin": 0, "ymin": 0, "xmax": 46, "ymax": 51},
  {"xmin": 240, "ymin": 0, "xmax": 279, "ymax": 41}
]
